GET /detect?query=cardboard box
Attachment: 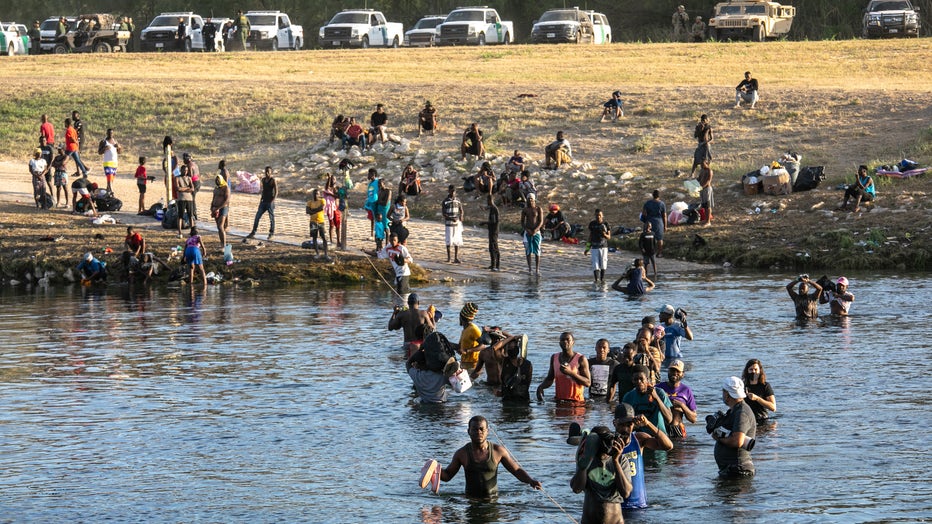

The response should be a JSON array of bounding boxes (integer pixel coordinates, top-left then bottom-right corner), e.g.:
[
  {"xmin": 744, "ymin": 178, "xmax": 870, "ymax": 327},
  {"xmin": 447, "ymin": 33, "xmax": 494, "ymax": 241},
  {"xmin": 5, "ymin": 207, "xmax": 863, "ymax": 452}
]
[
  {"xmin": 743, "ymin": 179, "xmax": 760, "ymax": 195},
  {"xmin": 763, "ymin": 173, "xmax": 791, "ymax": 195}
]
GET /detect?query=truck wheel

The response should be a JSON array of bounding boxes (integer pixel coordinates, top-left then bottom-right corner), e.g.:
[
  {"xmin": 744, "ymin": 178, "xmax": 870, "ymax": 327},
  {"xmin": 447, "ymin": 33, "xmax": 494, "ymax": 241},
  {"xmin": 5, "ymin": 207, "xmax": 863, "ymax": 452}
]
[
  {"xmin": 752, "ymin": 26, "xmax": 764, "ymax": 42},
  {"xmin": 93, "ymin": 41, "xmax": 112, "ymax": 53},
  {"xmin": 53, "ymin": 44, "xmax": 68, "ymax": 54},
  {"xmin": 361, "ymin": 35, "xmax": 369, "ymax": 48},
  {"xmin": 478, "ymin": 32, "xmax": 486, "ymax": 45}
]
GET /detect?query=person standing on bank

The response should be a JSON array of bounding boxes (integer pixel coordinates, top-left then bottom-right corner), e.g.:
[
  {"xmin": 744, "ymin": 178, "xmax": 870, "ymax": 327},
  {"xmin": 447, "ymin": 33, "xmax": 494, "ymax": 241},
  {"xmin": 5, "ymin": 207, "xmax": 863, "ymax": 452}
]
[
  {"xmin": 210, "ymin": 175, "xmax": 231, "ymax": 249},
  {"xmin": 641, "ymin": 191, "xmax": 667, "ymax": 258},
  {"xmin": 691, "ymin": 114, "xmax": 713, "ymax": 176},
  {"xmin": 442, "ymin": 185, "xmax": 464, "ymax": 264},
  {"xmin": 245, "ymin": 166, "xmax": 277, "ymax": 241},
  {"xmin": 697, "ymin": 158, "xmax": 714, "ymax": 226},
  {"xmin": 588, "ymin": 209, "xmax": 611, "ymax": 283},
  {"xmin": 306, "ymin": 188, "xmax": 329, "ymax": 260},
  {"xmin": 483, "ymin": 192, "xmax": 501, "ymax": 271},
  {"xmin": 174, "ymin": 166, "xmax": 195, "ymax": 239},
  {"xmin": 712, "ymin": 376, "xmax": 757, "ymax": 478},
  {"xmin": 521, "ymin": 194, "xmax": 544, "ymax": 275}
]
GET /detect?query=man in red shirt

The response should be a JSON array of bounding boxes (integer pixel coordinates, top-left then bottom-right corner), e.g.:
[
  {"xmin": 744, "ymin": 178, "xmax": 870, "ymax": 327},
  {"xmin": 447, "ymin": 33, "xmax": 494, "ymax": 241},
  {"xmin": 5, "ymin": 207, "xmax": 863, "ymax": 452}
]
[
  {"xmin": 40, "ymin": 114, "xmax": 55, "ymax": 145},
  {"xmin": 124, "ymin": 226, "xmax": 146, "ymax": 258},
  {"xmin": 342, "ymin": 117, "xmax": 367, "ymax": 151},
  {"xmin": 64, "ymin": 118, "xmax": 90, "ymax": 177}
]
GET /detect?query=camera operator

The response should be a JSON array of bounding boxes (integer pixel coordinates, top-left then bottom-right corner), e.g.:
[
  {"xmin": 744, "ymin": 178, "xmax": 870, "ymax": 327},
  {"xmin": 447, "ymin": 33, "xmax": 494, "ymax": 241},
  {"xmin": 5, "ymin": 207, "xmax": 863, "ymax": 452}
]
[
  {"xmin": 710, "ymin": 377, "xmax": 756, "ymax": 479},
  {"xmin": 786, "ymin": 275, "xmax": 823, "ymax": 320},
  {"xmin": 658, "ymin": 304, "xmax": 693, "ymax": 361}
]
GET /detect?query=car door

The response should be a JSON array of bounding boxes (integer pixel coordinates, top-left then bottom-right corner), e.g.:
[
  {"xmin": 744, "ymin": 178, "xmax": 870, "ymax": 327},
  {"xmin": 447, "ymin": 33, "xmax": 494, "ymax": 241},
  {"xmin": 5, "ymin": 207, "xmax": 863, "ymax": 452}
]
[
  {"xmin": 277, "ymin": 15, "xmax": 293, "ymax": 49},
  {"xmin": 368, "ymin": 13, "xmax": 385, "ymax": 46},
  {"xmin": 191, "ymin": 16, "xmax": 204, "ymax": 49},
  {"xmin": 578, "ymin": 12, "xmax": 593, "ymax": 43},
  {"xmin": 485, "ymin": 11, "xmax": 502, "ymax": 43}
]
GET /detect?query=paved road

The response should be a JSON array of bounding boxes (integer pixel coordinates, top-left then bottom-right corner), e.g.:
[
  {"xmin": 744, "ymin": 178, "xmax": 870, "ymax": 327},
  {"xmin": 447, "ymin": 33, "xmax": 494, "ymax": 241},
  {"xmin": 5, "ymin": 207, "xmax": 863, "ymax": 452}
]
[{"xmin": 0, "ymin": 161, "xmax": 709, "ymax": 281}]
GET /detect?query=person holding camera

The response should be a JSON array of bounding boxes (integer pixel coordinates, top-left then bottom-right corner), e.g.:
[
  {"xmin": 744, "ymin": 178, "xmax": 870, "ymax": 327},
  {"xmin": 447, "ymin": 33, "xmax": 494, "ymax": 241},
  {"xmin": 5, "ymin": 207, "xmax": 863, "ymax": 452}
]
[
  {"xmin": 786, "ymin": 275, "xmax": 823, "ymax": 320},
  {"xmin": 658, "ymin": 304, "xmax": 693, "ymax": 361},
  {"xmin": 710, "ymin": 376, "xmax": 757, "ymax": 478},
  {"xmin": 570, "ymin": 424, "xmax": 632, "ymax": 524}
]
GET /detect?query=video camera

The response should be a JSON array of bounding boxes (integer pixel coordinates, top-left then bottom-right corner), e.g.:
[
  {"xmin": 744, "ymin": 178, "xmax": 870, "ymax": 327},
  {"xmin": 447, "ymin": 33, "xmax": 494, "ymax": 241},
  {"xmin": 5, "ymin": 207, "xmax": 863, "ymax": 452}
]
[{"xmin": 705, "ymin": 411, "xmax": 755, "ymax": 451}]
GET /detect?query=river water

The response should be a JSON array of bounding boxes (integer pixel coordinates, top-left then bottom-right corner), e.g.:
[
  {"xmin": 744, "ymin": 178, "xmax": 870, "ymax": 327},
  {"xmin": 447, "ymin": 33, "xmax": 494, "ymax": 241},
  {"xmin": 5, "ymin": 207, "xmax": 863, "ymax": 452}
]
[{"xmin": 0, "ymin": 273, "xmax": 929, "ymax": 523}]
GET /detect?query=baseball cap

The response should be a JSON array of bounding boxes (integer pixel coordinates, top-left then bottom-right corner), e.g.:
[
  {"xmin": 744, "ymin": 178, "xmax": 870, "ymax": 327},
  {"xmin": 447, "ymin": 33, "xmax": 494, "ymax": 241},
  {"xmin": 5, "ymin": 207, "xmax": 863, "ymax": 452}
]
[
  {"xmin": 614, "ymin": 402, "xmax": 637, "ymax": 423},
  {"xmin": 836, "ymin": 276, "xmax": 849, "ymax": 286},
  {"xmin": 722, "ymin": 376, "xmax": 746, "ymax": 399},
  {"xmin": 668, "ymin": 360, "xmax": 685, "ymax": 372},
  {"xmin": 659, "ymin": 304, "xmax": 675, "ymax": 316}
]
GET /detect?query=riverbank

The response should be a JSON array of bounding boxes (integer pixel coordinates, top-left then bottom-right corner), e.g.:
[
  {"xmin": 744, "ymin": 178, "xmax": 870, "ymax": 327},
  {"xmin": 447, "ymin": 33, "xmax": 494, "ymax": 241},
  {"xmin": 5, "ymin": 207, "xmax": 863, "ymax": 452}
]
[{"xmin": 0, "ymin": 41, "xmax": 930, "ymax": 284}]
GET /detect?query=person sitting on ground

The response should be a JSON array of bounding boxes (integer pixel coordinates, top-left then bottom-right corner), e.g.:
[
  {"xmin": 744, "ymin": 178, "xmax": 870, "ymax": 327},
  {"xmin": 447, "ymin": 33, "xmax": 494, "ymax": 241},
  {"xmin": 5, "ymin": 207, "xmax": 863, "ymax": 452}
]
[
  {"xmin": 398, "ymin": 163, "xmax": 421, "ymax": 196},
  {"xmin": 329, "ymin": 114, "xmax": 348, "ymax": 145},
  {"xmin": 502, "ymin": 171, "xmax": 521, "ymax": 205},
  {"xmin": 656, "ymin": 359, "xmax": 697, "ymax": 438},
  {"xmin": 734, "ymin": 71, "xmax": 759, "ymax": 109},
  {"xmin": 786, "ymin": 275, "xmax": 823, "ymax": 320},
  {"xmin": 839, "ymin": 165, "xmax": 875, "ymax": 212},
  {"xmin": 600, "ymin": 91, "xmax": 624, "ymax": 122},
  {"xmin": 418, "ymin": 101, "xmax": 438, "ymax": 136},
  {"xmin": 460, "ymin": 122, "xmax": 485, "ymax": 160},
  {"xmin": 473, "ymin": 161, "xmax": 496, "ymax": 195},
  {"xmin": 518, "ymin": 172, "xmax": 537, "ymax": 204},
  {"xmin": 77, "ymin": 252, "xmax": 108, "ymax": 283},
  {"xmin": 368, "ymin": 103, "xmax": 388, "ymax": 147},
  {"xmin": 545, "ymin": 131, "xmax": 573, "ymax": 170},
  {"xmin": 436, "ymin": 416, "xmax": 542, "ymax": 498},
  {"xmin": 343, "ymin": 117, "xmax": 367, "ymax": 151},
  {"xmin": 124, "ymin": 226, "xmax": 146, "ymax": 258},
  {"xmin": 819, "ymin": 276, "xmax": 855, "ymax": 316},
  {"xmin": 505, "ymin": 150, "xmax": 526, "ymax": 173},
  {"xmin": 690, "ymin": 16, "xmax": 706, "ymax": 41},
  {"xmin": 543, "ymin": 204, "xmax": 569, "ymax": 240},
  {"xmin": 612, "ymin": 258, "xmax": 655, "ymax": 296}
]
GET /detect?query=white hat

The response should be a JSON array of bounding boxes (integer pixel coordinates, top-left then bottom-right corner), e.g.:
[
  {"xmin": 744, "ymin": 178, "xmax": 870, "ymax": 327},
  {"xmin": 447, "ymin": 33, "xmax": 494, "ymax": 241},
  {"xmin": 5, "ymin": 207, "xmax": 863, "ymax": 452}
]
[{"xmin": 722, "ymin": 376, "xmax": 746, "ymax": 399}]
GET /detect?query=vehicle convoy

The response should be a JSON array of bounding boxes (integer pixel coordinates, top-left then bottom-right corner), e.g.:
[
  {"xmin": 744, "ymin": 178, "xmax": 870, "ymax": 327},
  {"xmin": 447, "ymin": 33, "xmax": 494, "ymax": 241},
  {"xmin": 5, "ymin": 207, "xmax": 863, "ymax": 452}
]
[
  {"xmin": 862, "ymin": 0, "xmax": 921, "ymax": 38},
  {"xmin": 140, "ymin": 12, "xmax": 212, "ymax": 52},
  {"xmin": 405, "ymin": 15, "xmax": 445, "ymax": 47},
  {"xmin": 319, "ymin": 9, "xmax": 404, "ymax": 48},
  {"xmin": 40, "ymin": 17, "xmax": 75, "ymax": 54},
  {"xmin": 707, "ymin": 0, "xmax": 796, "ymax": 41},
  {"xmin": 0, "ymin": 22, "xmax": 29, "ymax": 56},
  {"xmin": 246, "ymin": 11, "xmax": 303, "ymax": 50},
  {"xmin": 53, "ymin": 14, "xmax": 130, "ymax": 53},
  {"xmin": 437, "ymin": 6, "xmax": 514, "ymax": 45},
  {"xmin": 530, "ymin": 8, "xmax": 611, "ymax": 44}
]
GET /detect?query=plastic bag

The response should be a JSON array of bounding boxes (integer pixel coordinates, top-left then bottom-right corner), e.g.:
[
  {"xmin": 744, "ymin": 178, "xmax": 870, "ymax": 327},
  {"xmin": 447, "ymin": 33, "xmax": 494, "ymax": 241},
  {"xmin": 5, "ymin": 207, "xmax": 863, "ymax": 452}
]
[
  {"xmin": 684, "ymin": 179, "xmax": 701, "ymax": 198},
  {"xmin": 234, "ymin": 170, "xmax": 260, "ymax": 194},
  {"xmin": 448, "ymin": 368, "xmax": 472, "ymax": 393}
]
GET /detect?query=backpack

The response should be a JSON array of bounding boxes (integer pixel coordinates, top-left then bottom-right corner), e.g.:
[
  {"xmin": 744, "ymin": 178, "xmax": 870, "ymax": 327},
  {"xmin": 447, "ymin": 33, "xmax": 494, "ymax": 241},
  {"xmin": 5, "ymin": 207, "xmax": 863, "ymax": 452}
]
[
  {"xmin": 793, "ymin": 166, "xmax": 825, "ymax": 192},
  {"xmin": 95, "ymin": 195, "xmax": 122, "ymax": 212},
  {"xmin": 162, "ymin": 202, "xmax": 179, "ymax": 229},
  {"xmin": 422, "ymin": 331, "xmax": 456, "ymax": 373}
]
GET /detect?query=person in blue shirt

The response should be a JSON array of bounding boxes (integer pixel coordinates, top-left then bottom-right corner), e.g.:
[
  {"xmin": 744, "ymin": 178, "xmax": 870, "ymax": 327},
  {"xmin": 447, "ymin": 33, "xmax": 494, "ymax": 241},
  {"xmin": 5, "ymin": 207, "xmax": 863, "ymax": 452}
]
[
  {"xmin": 600, "ymin": 91, "xmax": 624, "ymax": 122},
  {"xmin": 840, "ymin": 165, "xmax": 875, "ymax": 212},
  {"xmin": 76, "ymin": 252, "xmax": 107, "ymax": 282},
  {"xmin": 658, "ymin": 304, "xmax": 693, "ymax": 360}
]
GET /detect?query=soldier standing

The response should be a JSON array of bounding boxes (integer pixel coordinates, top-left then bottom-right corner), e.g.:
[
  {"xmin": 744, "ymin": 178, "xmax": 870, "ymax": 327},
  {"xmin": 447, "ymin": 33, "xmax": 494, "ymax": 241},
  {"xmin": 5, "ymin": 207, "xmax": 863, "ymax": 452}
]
[
  {"xmin": 672, "ymin": 5, "xmax": 690, "ymax": 41},
  {"xmin": 235, "ymin": 11, "xmax": 250, "ymax": 51}
]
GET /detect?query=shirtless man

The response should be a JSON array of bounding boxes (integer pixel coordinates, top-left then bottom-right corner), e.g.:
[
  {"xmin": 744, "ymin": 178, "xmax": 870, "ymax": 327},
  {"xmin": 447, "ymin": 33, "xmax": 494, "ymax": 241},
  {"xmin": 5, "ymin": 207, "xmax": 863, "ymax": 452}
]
[
  {"xmin": 439, "ymin": 416, "xmax": 542, "ymax": 498},
  {"xmin": 388, "ymin": 293, "xmax": 435, "ymax": 355},
  {"xmin": 521, "ymin": 194, "xmax": 544, "ymax": 275},
  {"xmin": 470, "ymin": 332, "xmax": 518, "ymax": 386}
]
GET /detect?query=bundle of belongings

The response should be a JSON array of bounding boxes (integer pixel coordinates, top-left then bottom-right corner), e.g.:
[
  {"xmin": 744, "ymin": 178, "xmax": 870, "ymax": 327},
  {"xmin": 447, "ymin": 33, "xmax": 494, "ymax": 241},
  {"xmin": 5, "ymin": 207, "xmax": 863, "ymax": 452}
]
[
  {"xmin": 741, "ymin": 152, "xmax": 824, "ymax": 195},
  {"xmin": 875, "ymin": 159, "xmax": 928, "ymax": 179}
]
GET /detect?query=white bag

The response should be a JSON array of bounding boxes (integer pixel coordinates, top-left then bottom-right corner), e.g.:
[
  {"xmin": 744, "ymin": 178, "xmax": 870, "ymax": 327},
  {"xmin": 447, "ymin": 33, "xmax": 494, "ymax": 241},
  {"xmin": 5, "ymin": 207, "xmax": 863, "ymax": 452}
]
[{"xmin": 448, "ymin": 368, "xmax": 472, "ymax": 393}]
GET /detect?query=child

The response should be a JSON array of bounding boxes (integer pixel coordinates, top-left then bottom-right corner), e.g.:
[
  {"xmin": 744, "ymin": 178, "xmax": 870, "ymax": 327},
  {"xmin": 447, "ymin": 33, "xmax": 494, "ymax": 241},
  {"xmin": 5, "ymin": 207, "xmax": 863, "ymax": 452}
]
[
  {"xmin": 184, "ymin": 227, "xmax": 207, "ymax": 285},
  {"xmin": 51, "ymin": 147, "xmax": 71, "ymax": 208},
  {"xmin": 134, "ymin": 156, "xmax": 147, "ymax": 214},
  {"xmin": 639, "ymin": 222, "xmax": 657, "ymax": 279},
  {"xmin": 306, "ymin": 189, "xmax": 329, "ymax": 260}
]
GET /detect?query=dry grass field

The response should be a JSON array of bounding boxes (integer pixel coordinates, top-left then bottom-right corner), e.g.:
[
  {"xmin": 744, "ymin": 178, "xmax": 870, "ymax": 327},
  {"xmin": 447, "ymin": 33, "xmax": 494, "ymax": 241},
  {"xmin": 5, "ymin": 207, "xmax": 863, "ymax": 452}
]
[{"xmin": 1, "ymin": 39, "xmax": 930, "ymax": 273}]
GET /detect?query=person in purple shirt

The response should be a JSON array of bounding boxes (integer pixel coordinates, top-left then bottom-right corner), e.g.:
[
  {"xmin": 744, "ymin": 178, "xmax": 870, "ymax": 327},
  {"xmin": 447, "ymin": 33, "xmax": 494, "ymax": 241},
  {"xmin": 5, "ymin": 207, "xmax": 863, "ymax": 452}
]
[{"xmin": 656, "ymin": 359, "xmax": 697, "ymax": 438}]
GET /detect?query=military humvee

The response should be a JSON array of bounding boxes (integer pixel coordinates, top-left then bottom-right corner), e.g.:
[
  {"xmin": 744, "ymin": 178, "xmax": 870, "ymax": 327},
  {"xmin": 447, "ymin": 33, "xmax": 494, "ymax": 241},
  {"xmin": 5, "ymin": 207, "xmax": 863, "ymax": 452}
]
[{"xmin": 708, "ymin": 0, "xmax": 796, "ymax": 41}]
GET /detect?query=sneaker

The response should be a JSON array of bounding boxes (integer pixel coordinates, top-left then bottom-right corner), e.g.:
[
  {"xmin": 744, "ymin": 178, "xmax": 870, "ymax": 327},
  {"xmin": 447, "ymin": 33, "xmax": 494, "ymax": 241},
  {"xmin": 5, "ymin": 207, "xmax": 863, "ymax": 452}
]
[{"xmin": 267, "ymin": 233, "xmax": 274, "ymax": 241}]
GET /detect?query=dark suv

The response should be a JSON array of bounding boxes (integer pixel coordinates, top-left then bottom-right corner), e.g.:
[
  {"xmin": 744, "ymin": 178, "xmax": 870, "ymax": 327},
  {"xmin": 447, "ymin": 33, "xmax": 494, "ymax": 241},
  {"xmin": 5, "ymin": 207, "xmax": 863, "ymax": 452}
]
[{"xmin": 862, "ymin": 0, "xmax": 921, "ymax": 38}]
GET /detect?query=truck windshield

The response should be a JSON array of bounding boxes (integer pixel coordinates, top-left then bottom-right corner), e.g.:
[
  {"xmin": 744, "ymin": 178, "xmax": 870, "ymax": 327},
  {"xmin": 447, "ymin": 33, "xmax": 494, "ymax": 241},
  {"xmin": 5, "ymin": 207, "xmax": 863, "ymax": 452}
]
[
  {"xmin": 41, "ymin": 20, "xmax": 59, "ymax": 31},
  {"xmin": 870, "ymin": 1, "xmax": 911, "ymax": 10},
  {"xmin": 414, "ymin": 18, "xmax": 443, "ymax": 29},
  {"xmin": 719, "ymin": 6, "xmax": 742, "ymax": 15},
  {"xmin": 247, "ymin": 15, "xmax": 277, "ymax": 26},
  {"xmin": 745, "ymin": 5, "xmax": 767, "ymax": 14},
  {"xmin": 149, "ymin": 16, "xmax": 183, "ymax": 26},
  {"xmin": 539, "ymin": 11, "xmax": 577, "ymax": 22},
  {"xmin": 329, "ymin": 13, "xmax": 369, "ymax": 24},
  {"xmin": 445, "ymin": 11, "xmax": 484, "ymax": 22}
]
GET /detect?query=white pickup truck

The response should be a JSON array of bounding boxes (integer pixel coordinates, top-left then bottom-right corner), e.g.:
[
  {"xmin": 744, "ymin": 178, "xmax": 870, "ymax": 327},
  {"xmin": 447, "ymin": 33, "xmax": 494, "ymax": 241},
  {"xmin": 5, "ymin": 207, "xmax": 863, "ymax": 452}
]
[
  {"xmin": 1, "ymin": 22, "xmax": 29, "ymax": 55},
  {"xmin": 437, "ymin": 6, "xmax": 513, "ymax": 45},
  {"xmin": 245, "ymin": 11, "xmax": 303, "ymax": 50},
  {"xmin": 319, "ymin": 9, "xmax": 404, "ymax": 48}
]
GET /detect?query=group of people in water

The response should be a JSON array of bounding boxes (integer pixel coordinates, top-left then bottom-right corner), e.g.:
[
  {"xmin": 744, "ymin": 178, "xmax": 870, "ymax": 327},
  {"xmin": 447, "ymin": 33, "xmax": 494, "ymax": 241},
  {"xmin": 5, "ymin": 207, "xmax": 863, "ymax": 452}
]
[{"xmin": 390, "ymin": 288, "xmax": 795, "ymax": 523}]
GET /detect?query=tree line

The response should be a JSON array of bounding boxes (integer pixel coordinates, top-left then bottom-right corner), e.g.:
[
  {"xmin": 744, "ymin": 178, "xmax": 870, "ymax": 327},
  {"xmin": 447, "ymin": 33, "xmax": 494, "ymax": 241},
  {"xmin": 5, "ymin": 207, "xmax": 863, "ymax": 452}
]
[{"xmin": 2, "ymin": 0, "xmax": 928, "ymax": 42}]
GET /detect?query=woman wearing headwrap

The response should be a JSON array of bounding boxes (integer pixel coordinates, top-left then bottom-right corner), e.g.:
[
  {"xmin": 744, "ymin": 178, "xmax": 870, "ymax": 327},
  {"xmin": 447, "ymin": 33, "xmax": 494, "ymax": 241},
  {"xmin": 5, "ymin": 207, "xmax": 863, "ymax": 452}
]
[
  {"xmin": 210, "ymin": 175, "xmax": 230, "ymax": 248},
  {"xmin": 457, "ymin": 302, "xmax": 483, "ymax": 367}
]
